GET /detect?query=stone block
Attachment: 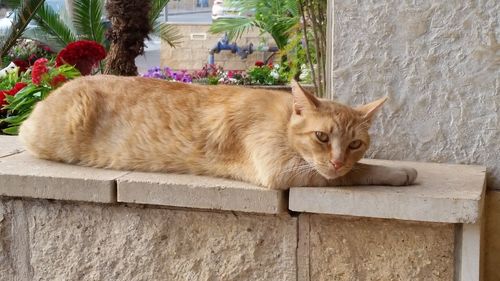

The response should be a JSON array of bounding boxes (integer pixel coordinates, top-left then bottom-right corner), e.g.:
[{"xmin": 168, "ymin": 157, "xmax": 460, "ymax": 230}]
[
  {"xmin": 0, "ymin": 135, "xmax": 24, "ymax": 158},
  {"xmin": 485, "ymin": 191, "xmax": 500, "ymax": 281},
  {"xmin": 290, "ymin": 159, "xmax": 486, "ymax": 223},
  {"xmin": 0, "ymin": 152, "xmax": 128, "ymax": 203},
  {"xmin": 25, "ymin": 200, "xmax": 297, "ymax": 281},
  {"xmin": 0, "ymin": 200, "xmax": 13, "ymax": 279},
  {"xmin": 306, "ymin": 214, "xmax": 455, "ymax": 281},
  {"xmin": 117, "ymin": 172, "xmax": 287, "ymax": 214}
]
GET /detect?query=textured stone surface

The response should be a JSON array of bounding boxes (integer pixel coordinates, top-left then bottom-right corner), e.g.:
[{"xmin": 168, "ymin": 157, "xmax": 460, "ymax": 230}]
[
  {"xmin": 22, "ymin": 199, "xmax": 296, "ymax": 281},
  {"xmin": 118, "ymin": 172, "xmax": 287, "ymax": 214},
  {"xmin": 0, "ymin": 200, "xmax": 13, "ymax": 279},
  {"xmin": 485, "ymin": 191, "xmax": 500, "ymax": 281},
  {"xmin": 290, "ymin": 159, "xmax": 486, "ymax": 223},
  {"xmin": 0, "ymin": 135, "xmax": 24, "ymax": 158},
  {"xmin": 0, "ymin": 152, "xmax": 128, "ymax": 203},
  {"xmin": 329, "ymin": 0, "xmax": 500, "ymax": 190},
  {"xmin": 308, "ymin": 214, "xmax": 455, "ymax": 281}
]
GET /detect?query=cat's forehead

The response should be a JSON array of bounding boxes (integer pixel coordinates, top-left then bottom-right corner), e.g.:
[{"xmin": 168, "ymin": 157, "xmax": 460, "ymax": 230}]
[{"xmin": 319, "ymin": 101, "xmax": 364, "ymax": 126}]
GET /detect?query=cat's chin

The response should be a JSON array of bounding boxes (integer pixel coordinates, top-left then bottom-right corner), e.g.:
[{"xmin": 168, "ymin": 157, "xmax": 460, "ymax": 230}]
[{"xmin": 316, "ymin": 168, "xmax": 351, "ymax": 180}]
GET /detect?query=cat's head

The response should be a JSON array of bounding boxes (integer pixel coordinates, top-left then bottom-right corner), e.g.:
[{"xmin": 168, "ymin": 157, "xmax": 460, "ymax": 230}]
[{"xmin": 288, "ymin": 80, "xmax": 386, "ymax": 180}]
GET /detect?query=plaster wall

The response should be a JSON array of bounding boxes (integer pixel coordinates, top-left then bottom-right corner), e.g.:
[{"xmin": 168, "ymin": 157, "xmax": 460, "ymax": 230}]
[{"xmin": 329, "ymin": 0, "xmax": 499, "ymax": 190}]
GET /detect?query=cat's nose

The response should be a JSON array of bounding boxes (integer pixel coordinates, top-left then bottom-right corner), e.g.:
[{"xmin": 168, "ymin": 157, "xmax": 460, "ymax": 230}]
[{"xmin": 330, "ymin": 160, "xmax": 344, "ymax": 170}]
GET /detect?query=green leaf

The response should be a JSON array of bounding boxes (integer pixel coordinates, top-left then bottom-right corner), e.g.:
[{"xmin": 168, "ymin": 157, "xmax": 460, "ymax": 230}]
[
  {"xmin": 2, "ymin": 126, "xmax": 19, "ymax": 135},
  {"xmin": 0, "ymin": 0, "xmax": 47, "ymax": 58},
  {"xmin": 149, "ymin": 0, "xmax": 170, "ymax": 27},
  {"xmin": 32, "ymin": 3, "xmax": 77, "ymax": 50},
  {"xmin": 154, "ymin": 23, "xmax": 182, "ymax": 47},
  {"xmin": 73, "ymin": 0, "xmax": 105, "ymax": 44},
  {"xmin": 209, "ymin": 17, "xmax": 255, "ymax": 42}
]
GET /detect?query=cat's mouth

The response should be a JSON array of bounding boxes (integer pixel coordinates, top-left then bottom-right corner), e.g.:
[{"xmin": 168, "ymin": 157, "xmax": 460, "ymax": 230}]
[{"xmin": 314, "ymin": 163, "xmax": 352, "ymax": 180}]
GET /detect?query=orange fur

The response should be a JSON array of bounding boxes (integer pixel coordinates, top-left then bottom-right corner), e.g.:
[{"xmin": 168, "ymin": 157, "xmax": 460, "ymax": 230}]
[{"xmin": 19, "ymin": 75, "xmax": 416, "ymax": 189}]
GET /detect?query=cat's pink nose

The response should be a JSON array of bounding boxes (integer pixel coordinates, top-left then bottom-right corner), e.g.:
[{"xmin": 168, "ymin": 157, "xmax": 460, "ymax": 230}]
[{"xmin": 330, "ymin": 160, "xmax": 344, "ymax": 170}]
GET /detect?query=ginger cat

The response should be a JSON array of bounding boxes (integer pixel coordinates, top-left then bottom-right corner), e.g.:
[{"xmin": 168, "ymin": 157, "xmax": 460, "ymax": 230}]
[{"xmin": 19, "ymin": 75, "xmax": 417, "ymax": 189}]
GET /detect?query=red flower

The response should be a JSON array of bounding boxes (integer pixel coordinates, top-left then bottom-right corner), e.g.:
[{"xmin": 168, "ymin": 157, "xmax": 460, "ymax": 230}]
[
  {"xmin": 13, "ymin": 59, "xmax": 29, "ymax": 72},
  {"xmin": 56, "ymin": 40, "xmax": 106, "ymax": 75},
  {"xmin": 255, "ymin": 61, "xmax": 264, "ymax": 67},
  {"xmin": 32, "ymin": 58, "xmax": 49, "ymax": 85},
  {"xmin": 50, "ymin": 74, "xmax": 67, "ymax": 87},
  {"xmin": 0, "ymin": 91, "xmax": 7, "ymax": 107},
  {"xmin": 0, "ymin": 82, "xmax": 27, "ymax": 107}
]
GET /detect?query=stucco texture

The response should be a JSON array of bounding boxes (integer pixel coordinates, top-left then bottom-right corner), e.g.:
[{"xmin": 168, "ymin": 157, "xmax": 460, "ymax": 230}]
[
  {"xmin": 330, "ymin": 0, "xmax": 500, "ymax": 190},
  {"xmin": 0, "ymin": 198, "xmax": 297, "ymax": 281},
  {"xmin": 308, "ymin": 214, "xmax": 455, "ymax": 281}
]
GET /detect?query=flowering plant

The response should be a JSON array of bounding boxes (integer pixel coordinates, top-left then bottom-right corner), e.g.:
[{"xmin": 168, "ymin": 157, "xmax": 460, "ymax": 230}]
[
  {"xmin": 56, "ymin": 40, "xmax": 106, "ymax": 75},
  {"xmin": 192, "ymin": 64, "xmax": 224, "ymax": 85},
  {"xmin": 142, "ymin": 67, "xmax": 193, "ymax": 83},
  {"xmin": 246, "ymin": 62, "xmax": 288, "ymax": 85},
  {"xmin": 0, "ymin": 59, "xmax": 80, "ymax": 134},
  {"xmin": 5, "ymin": 39, "xmax": 54, "ymax": 72}
]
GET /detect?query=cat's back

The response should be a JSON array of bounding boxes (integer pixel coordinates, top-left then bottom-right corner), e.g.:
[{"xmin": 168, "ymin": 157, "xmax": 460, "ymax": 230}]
[{"xmin": 19, "ymin": 75, "xmax": 292, "ymax": 172}]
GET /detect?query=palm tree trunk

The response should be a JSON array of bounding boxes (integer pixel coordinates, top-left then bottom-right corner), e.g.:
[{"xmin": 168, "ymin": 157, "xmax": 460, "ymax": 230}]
[{"xmin": 104, "ymin": 0, "xmax": 151, "ymax": 76}]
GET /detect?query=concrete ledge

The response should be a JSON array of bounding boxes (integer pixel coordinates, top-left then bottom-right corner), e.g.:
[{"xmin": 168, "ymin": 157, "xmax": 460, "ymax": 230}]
[
  {"xmin": 0, "ymin": 135, "xmax": 24, "ymax": 158},
  {"xmin": 0, "ymin": 152, "xmax": 127, "ymax": 203},
  {"xmin": 117, "ymin": 172, "xmax": 287, "ymax": 214},
  {"xmin": 289, "ymin": 159, "xmax": 487, "ymax": 223}
]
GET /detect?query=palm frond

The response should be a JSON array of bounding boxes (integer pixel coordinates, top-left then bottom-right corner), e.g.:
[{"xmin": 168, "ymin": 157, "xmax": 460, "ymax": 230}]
[
  {"xmin": 73, "ymin": 0, "xmax": 105, "ymax": 44},
  {"xmin": 0, "ymin": 0, "xmax": 46, "ymax": 58},
  {"xmin": 153, "ymin": 22, "xmax": 182, "ymax": 47},
  {"xmin": 149, "ymin": 0, "xmax": 169, "ymax": 27},
  {"xmin": 209, "ymin": 17, "xmax": 256, "ymax": 42},
  {"xmin": 32, "ymin": 3, "xmax": 76, "ymax": 50},
  {"xmin": 1, "ymin": 0, "xmax": 22, "ymax": 9}
]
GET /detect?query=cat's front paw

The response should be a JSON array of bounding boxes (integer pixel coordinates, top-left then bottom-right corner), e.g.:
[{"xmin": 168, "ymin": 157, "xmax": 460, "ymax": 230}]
[{"xmin": 386, "ymin": 167, "xmax": 418, "ymax": 186}]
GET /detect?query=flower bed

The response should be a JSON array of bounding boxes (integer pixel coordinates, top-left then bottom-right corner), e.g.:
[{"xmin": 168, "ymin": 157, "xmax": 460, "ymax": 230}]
[
  {"xmin": 0, "ymin": 40, "xmax": 106, "ymax": 135},
  {"xmin": 141, "ymin": 61, "xmax": 312, "ymax": 87}
]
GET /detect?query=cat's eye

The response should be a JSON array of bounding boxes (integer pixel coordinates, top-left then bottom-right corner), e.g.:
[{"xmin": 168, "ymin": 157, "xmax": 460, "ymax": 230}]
[
  {"xmin": 349, "ymin": 140, "xmax": 362, "ymax": 149},
  {"xmin": 315, "ymin": 131, "xmax": 329, "ymax": 143}
]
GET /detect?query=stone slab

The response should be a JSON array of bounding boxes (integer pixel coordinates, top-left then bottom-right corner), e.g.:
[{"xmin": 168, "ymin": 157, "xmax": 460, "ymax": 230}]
[
  {"xmin": 0, "ymin": 135, "xmax": 24, "ymax": 158},
  {"xmin": 117, "ymin": 172, "xmax": 287, "ymax": 214},
  {"xmin": 23, "ymin": 199, "xmax": 297, "ymax": 281},
  {"xmin": 0, "ymin": 152, "xmax": 129, "ymax": 203},
  {"xmin": 307, "ymin": 214, "xmax": 455, "ymax": 281},
  {"xmin": 485, "ymin": 191, "xmax": 500, "ymax": 281},
  {"xmin": 290, "ymin": 159, "xmax": 486, "ymax": 223}
]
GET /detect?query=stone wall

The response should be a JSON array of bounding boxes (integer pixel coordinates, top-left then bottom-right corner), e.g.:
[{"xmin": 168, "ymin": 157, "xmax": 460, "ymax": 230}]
[
  {"xmin": 0, "ymin": 197, "xmax": 463, "ymax": 281},
  {"xmin": 161, "ymin": 24, "xmax": 275, "ymax": 71},
  {"xmin": 0, "ymin": 198, "xmax": 297, "ymax": 281},
  {"xmin": 305, "ymin": 215, "xmax": 455, "ymax": 280}
]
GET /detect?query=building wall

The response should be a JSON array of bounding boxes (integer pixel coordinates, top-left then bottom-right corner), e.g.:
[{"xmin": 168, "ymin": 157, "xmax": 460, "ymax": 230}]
[
  {"xmin": 161, "ymin": 24, "xmax": 275, "ymax": 71},
  {"xmin": 326, "ymin": 1, "xmax": 499, "ymax": 280},
  {"xmin": 167, "ymin": 0, "xmax": 214, "ymax": 11}
]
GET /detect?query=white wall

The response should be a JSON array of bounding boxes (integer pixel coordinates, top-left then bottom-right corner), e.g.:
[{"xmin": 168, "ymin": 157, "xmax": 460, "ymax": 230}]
[{"xmin": 328, "ymin": 0, "xmax": 500, "ymax": 189}]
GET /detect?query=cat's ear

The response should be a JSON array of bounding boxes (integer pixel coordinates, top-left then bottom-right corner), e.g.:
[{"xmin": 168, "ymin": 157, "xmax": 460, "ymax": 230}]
[
  {"xmin": 357, "ymin": 97, "xmax": 387, "ymax": 121},
  {"xmin": 291, "ymin": 79, "xmax": 320, "ymax": 115}
]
